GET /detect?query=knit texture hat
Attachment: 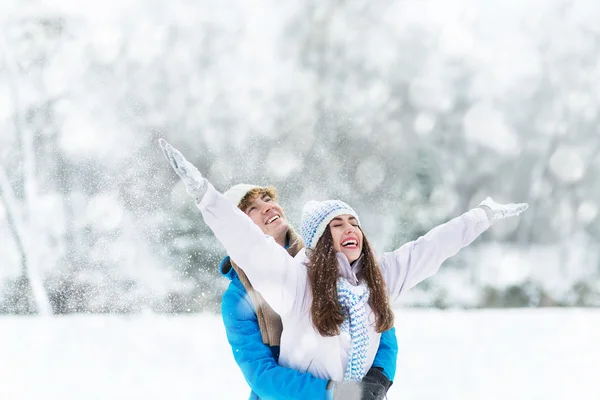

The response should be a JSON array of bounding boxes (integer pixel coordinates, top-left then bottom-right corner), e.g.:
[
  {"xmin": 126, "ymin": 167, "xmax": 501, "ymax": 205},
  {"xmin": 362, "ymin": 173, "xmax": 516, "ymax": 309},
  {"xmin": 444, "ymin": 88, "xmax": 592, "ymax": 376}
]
[
  {"xmin": 300, "ymin": 200, "xmax": 360, "ymax": 249},
  {"xmin": 223, "ymin": 184, "xmax": 260, "ymax": 207}
]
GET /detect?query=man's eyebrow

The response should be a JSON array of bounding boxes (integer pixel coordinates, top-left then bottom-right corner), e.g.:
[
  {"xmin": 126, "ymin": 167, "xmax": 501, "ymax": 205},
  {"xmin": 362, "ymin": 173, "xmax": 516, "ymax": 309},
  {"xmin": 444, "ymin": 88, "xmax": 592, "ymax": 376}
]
[
  {"xmin": 245, "ymin": 198, "xmax": 259, "ymax": 208},
  {"xmin": 260, "ymin": 193, "xmax": 271, "ymax": 200}
]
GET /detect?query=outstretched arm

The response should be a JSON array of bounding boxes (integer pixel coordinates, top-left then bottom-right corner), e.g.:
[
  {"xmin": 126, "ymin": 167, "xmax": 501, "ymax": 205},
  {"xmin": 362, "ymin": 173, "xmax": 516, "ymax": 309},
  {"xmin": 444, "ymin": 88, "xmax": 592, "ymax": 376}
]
[
  {"xmin": 159, "ymin": 139, "xmax": 306, "ymax": 316},
  {"xmin": 381, "ymin": 200, "xmax": 528, "ymax": 301}
]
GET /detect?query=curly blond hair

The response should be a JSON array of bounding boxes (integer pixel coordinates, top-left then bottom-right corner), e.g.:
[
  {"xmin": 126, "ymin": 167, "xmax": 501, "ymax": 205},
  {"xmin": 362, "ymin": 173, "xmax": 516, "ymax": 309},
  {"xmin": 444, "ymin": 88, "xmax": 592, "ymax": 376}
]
[{"xmin": 237, "ymin": 186, "xmax": 279, "ymax": 212}]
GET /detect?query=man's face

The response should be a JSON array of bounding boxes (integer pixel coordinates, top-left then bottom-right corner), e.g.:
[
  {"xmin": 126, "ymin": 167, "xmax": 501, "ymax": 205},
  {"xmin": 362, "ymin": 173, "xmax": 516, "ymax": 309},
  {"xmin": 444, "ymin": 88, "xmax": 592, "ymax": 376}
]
[
  {"xmin": 243, "ymin": 193, "xmax": 289, "ymax": 243},
  {"xmin": 328, "ymin": 214, "xmax": 363, "ymax": 263}
]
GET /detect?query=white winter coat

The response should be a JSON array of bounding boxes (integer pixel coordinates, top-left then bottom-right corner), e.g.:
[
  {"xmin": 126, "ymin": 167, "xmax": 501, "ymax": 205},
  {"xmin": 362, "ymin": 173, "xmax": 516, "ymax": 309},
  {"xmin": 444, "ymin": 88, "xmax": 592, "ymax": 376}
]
[{"xmin": 198, "ymin": 183, "xmax": 490, "ymax": 382}]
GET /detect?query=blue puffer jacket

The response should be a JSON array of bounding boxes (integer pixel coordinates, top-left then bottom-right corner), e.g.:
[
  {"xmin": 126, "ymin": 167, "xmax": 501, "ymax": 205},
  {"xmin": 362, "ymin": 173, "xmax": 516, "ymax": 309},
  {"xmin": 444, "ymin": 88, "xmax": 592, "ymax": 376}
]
[{"xmin": 220, "ymin": 256, "xmax": 398, "ymax": 400}]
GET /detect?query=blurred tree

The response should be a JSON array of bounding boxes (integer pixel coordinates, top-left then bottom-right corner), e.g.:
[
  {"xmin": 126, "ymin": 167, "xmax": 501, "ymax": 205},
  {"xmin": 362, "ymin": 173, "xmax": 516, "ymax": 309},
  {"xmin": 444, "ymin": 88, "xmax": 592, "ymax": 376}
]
[{"xmin": 0, "ymin": 18, "xmax": 54, "ymax": 315}]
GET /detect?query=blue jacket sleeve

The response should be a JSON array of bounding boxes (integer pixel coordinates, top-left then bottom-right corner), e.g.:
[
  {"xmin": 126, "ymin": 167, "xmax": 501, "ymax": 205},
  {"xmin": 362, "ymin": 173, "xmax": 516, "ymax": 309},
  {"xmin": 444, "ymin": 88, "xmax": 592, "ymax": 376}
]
[
  {"xmin": 221, "ymin": 284, "xmax": 329, "ymax": 400},
  {"xmin": 372, "ymin": 327, "xmax": 398, "ymax": 382}
]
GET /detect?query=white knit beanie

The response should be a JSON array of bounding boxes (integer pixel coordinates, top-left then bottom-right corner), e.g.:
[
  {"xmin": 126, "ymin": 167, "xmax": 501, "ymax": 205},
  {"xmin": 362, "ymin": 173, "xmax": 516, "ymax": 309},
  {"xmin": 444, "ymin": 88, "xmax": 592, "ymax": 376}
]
[
  {"xmin": 300, "ymin": 200, "xmax": 361, "ymax": 250},
  {"xmin": 223, "ymin": 184, "xmax": 261, "ymax": 207}
]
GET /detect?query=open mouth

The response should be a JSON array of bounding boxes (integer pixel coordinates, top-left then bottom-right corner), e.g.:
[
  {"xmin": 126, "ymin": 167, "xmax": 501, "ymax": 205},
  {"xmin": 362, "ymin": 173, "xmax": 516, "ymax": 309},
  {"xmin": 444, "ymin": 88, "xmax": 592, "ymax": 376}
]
[
  {"xmin": 266, "ymin": 215, "xmax": 280, "ymax": 225},
  {"xmin": 341, "ymin": 239, "xmax": 358, "ymax": 248}
]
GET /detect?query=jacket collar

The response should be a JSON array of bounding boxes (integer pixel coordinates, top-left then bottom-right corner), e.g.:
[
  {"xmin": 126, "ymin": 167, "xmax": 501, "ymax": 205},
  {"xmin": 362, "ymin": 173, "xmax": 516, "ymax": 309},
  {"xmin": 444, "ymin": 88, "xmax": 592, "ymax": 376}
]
[
  {"xmin": 219, "ymin": 256, "xmax": 236, "ymax": 280},
  {"xmin": 336, "ymin": 252, "xmax": 365, "ymax": 286}
]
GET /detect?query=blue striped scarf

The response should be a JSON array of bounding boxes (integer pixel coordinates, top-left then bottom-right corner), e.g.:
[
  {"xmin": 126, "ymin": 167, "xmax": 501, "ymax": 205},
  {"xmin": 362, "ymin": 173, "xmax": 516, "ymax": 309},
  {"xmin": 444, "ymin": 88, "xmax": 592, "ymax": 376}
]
[{"xmin": 337, "ymin": 278, "xmax": 370, "ymax": 381}]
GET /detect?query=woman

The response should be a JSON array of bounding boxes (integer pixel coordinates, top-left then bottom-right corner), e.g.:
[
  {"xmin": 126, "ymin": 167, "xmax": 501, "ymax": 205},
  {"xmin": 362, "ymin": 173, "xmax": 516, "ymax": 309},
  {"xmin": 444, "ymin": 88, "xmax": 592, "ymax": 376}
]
[{"xmin": 159, "ymin": 139, "xmax": 528, "ymax": 387}]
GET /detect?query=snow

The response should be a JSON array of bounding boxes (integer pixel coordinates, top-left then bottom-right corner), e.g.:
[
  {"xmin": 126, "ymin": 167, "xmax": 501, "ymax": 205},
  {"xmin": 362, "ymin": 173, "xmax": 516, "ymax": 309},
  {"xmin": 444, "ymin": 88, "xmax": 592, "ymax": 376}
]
[
  {"xmin": 58, "ymin": 111, "xmax": 135, "ymax": 162},
  {"xmin": 0, "ymin": 2, "xmax": 599, "ymax": 393},
  {"xmin": 355, "ymin": 157, "xmax": 386, "ymax": 192},
  {"xmin": 577, "ymin": 201, "xmax": 598, "ymax": 225},
  {"xmin": 458, "ymin": 242, "xmax": 600, "ymax": 303},
  {"xmin": 413, "ymin": 113, "xmax": 436, "ymax": 137},
  {"xmin": 463, "ymin": 102, "xmax": 521, "ymax": 156},
  {"xmin": 548, "ymin": 146, "xmax": 586, "ymax": 184},
  {"xmin": 0, "ymin": 87, "xmax": 12, "ymax": 121},
  {"xmin": 266, "ymin": 148, "xmax": 302, "ymax": 180},
  {"xmin": 0, "ymin": 309, "xmax": 598, "ymax": 399},
  {"xmin": 85, "ymin": 193, "xmax": 124, "ymax": 231},
  {"xmin": 408, "ymin": 75, "xmax": 454, "ymax": 114}
]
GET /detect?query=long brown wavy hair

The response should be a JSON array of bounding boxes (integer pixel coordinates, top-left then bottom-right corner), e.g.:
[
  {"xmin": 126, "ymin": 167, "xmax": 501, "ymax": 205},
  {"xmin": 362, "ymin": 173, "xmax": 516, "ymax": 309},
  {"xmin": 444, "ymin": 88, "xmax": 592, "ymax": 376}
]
[{"xmin": 306, "ymin": 226, "xmax": 395, "ymax": 336}]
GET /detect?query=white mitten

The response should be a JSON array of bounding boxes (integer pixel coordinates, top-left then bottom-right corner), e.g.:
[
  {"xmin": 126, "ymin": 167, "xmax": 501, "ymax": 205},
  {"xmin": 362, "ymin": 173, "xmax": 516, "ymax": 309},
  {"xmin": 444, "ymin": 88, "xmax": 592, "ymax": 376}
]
[
  {"xmin": 478, "ymin": 196, "xmax": 529, "ymax": 223},
  {"xmin": 159, "ymin": 139, "xmax": 208, "ymax": 202}
]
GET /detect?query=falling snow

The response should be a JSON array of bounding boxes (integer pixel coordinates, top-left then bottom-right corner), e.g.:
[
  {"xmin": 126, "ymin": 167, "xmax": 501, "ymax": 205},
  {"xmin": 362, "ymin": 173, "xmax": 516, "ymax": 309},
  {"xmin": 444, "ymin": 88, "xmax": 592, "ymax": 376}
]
[{"xmin": 1, "ymin": 0, "xmax": 600, "ymax": 397}]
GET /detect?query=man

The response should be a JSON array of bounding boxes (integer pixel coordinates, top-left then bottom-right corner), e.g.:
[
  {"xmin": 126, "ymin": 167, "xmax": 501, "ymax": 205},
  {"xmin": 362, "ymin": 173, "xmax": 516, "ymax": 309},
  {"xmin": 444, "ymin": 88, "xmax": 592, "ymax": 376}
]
[{"xmin": 218, "ymin": 184, "xmax": 398, "ymax": 400}]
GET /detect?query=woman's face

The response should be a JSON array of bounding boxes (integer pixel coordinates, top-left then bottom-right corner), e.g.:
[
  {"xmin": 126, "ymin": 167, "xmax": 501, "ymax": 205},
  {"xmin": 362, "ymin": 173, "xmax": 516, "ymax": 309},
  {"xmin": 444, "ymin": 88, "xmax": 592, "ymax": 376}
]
[{"xmin": 328, "ymin": 214, "xmax": 363, "ymax": 263}]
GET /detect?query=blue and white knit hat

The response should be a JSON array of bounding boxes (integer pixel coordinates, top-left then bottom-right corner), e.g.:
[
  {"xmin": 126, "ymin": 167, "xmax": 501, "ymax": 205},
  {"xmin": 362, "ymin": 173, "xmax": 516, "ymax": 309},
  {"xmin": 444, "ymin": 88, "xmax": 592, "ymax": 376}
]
[{"xmin": 300, "ymin": 200, "xmax": 361, "ymax": 249}]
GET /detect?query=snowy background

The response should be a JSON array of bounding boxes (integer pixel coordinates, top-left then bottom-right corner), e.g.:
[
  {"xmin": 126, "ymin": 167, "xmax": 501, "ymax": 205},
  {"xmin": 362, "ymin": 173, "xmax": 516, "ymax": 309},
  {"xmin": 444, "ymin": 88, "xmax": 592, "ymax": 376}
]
[
  {"xmin": 1, "ymin": 310, "xmax": 599, "ymax": 400},
  {"xmin": 1, "ymin": 0, "xmax": 599, "ymax": 398}
]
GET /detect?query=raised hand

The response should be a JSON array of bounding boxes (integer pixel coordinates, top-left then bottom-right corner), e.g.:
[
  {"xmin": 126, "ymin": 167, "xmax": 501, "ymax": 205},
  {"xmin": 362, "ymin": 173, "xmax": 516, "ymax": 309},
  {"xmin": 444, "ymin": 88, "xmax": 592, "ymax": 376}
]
[
  {"xmin": 478, "ymin": 196, "xmax": 529, "ymax": 222},
  {"xmin": 159, "ymin": 138, "xmax": 208, "ymax": 202}
]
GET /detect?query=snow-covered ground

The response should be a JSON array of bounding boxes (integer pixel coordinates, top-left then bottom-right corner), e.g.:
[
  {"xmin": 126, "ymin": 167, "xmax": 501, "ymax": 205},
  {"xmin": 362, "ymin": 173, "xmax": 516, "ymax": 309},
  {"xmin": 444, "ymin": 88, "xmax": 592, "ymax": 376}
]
[{"xmin": 0, "ymin": 309, "xmax": 597, "ymax": 400}]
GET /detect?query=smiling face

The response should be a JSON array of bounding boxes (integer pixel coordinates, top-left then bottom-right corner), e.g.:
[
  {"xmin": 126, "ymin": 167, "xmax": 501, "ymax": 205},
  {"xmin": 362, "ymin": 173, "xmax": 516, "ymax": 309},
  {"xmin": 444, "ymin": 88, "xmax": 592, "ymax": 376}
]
[
  {"xmin": 328, "ymin": 214, "xmax": 363, "ymax": 263},
  {"xmin": 242, "ymin": 192, "xmax": 289, "ymax": 246}
]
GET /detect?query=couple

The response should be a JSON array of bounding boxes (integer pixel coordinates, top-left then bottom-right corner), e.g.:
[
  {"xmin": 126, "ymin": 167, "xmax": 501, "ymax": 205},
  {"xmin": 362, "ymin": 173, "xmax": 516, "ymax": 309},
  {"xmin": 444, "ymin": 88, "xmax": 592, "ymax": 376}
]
[{"xmin": 159, "ymin": 139, "xmax": 528, "ymax": 400}]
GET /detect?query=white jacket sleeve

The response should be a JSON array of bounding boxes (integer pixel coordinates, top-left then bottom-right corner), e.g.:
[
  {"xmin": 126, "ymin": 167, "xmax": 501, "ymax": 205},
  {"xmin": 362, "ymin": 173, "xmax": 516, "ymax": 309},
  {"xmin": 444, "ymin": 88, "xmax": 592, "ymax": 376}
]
[
  {"xmin": 380, "ymin": 207, "xmax": 490, "ymax": 302},
  {"xmin": 197, "ymin": 183, "xmax": 307, "ymax": 316}
]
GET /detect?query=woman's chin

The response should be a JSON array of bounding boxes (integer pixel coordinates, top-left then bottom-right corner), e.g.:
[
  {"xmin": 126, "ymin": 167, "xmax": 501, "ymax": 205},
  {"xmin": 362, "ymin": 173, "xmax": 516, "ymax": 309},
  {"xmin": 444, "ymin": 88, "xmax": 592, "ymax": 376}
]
[{"xmin": 342, "ymin": 249, "xmax": 361, "ymax": 263}]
